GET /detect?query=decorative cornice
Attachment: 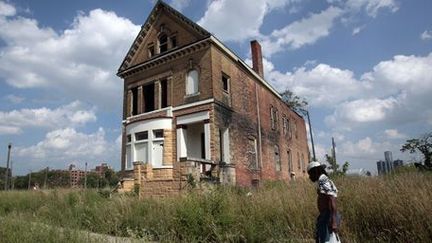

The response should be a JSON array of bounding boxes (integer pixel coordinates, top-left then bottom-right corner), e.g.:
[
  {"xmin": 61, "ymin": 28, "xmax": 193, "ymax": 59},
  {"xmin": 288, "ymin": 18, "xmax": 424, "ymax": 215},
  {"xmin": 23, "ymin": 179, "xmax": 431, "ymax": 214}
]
[{"xmin": 117, "ymin": 38, "xmax": 211, "ymax": 78}]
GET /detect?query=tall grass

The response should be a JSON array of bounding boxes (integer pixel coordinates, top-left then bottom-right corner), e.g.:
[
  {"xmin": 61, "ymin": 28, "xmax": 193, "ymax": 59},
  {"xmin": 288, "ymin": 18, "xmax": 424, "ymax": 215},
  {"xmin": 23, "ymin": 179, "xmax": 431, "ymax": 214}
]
[{"xmin": 0, "ymin": 172, "xmax": 431, "ymax": 242}]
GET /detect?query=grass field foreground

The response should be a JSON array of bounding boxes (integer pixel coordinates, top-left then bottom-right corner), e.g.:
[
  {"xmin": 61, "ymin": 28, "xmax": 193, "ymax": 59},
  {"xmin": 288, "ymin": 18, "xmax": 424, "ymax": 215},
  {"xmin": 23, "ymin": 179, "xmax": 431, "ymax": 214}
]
[{"xmin": 0, "ymin": 171, "xmax": 431, "ymax": 242}]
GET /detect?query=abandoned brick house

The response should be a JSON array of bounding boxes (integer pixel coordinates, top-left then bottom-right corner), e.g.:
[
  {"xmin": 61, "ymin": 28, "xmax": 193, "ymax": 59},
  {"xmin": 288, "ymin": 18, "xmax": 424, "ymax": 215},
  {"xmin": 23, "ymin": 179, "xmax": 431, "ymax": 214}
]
[{"xmin": 117, "ymin": 1, "xmax": 310, "ymax": 196}]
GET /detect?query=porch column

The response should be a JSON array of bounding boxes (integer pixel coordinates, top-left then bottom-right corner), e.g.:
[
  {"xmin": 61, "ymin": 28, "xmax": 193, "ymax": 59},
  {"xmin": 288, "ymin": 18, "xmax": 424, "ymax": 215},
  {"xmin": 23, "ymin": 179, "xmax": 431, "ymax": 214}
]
[
  {"xmin": 137, "ymin": 86, "xmax": 143, "ymax": 114},
  {"xmin": 155, "ymin": 80, "xmax": 161, "ymax": 110},
  {"xmin": 204, "ymin": 119, "xmax": 211, "ymax": 160},
  {"xmin": 176, "ymin": 125, "xmax": 187, "ymax": 161}
]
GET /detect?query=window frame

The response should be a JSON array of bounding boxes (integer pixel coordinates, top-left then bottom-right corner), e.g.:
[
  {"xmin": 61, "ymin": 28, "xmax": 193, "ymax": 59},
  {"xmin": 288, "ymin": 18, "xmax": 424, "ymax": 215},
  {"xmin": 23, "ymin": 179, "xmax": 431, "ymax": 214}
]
[
  {"xmin": 222, "ymin": 72, "xmax": 230, "ymax": 93},
  {"xmin": 185, "ymin": 69, "xmax": 199, "ymax": 96}
]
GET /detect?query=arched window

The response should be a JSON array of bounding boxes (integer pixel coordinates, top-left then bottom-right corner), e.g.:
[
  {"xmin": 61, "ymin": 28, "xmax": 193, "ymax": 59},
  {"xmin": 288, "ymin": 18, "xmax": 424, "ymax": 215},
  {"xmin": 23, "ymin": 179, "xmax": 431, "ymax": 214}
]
[
  {"xmin": 159, "ymin": 34, "xmax": 168, "ymax": 53},
  {"xmin": 186, "ymin": 69, "xmax": 199, "ymax": 95}
]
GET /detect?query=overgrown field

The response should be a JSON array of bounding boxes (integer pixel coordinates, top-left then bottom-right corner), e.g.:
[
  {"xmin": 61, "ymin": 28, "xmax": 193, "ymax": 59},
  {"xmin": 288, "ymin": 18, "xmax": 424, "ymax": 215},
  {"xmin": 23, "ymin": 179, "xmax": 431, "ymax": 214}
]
[{"xmin": 0, "ymin": 172, "xmax": 431, "ymax": 242}]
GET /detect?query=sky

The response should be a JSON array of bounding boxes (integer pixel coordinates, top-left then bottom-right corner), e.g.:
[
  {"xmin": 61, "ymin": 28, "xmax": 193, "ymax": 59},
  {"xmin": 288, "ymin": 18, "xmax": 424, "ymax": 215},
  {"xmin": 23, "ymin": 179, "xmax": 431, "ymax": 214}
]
[{"xmin": 0, "ymin": 0, "xmax": 431, "ymax": 175}]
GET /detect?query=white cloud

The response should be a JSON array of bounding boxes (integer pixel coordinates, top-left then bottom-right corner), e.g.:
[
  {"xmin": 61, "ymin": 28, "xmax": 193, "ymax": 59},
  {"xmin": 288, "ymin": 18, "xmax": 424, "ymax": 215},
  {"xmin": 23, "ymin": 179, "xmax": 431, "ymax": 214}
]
[
  {"xmin": 4, "ymin": 94, "xmax": 25, "ymax": 104},
  {"xmin": 325, "ymin": 97, "xmax": 397, "ymax": 128},
  {"xmin": 261, "ymin": 6, "xmax": 343, "ymax": 55},
  {"xmin": 261, "ymin": 52, "xmax": 432, "ymax": 129},
  {"xmin": 17, "ymin": 127, "xmax": 111, "ymax": 161},
  {"xmin": 0, "ymin": 1, "xmax": 16, "ymax": 17},
  {"xmin": 0, "ymin": 125, "xmax": 21, "ymax": 134},
  {"xmin": 0, "ymin": 101, "xmax": 96, "ymax": 133},
  {"xmin": 169, "ymin": 0, "xmax": 191, "ymax": 11},
  {"xmin": 345, "ymin": 0, "xmax": 399, "ymax": 17},
  {"xmin": 420, "ymin": 30, "xmax": 432, "ymax": 41},
  {"xmin": 0, "ymin": 4, "xmax": 140, "ymax": 108},
  {"xmin": 384, "ymin": 129, "xmax": 406, "ymax": 139},
  {"xmin": 352, "ymin": 25, "xmax": 365, "ymax": 35},
  {"xmin": 263, "ymin": 60, "xmax": 369, "ymax": 107},
  {"xmin": 197, "ymin": 0, "xmax": 297, "ymax": 42}
]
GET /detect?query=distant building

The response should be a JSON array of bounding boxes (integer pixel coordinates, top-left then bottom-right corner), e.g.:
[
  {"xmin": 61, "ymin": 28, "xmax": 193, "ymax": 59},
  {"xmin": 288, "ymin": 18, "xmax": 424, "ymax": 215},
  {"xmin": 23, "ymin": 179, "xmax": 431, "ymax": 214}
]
[
  {"xmin": 393, "ymin": 159, "xmax": 404, "ymax": 169},
  {"xmin": 94, "ymin": 163, "xmax": 112, "ymax": 177},
  {"xmin": 384, "ymin": 151, "xmax": 393, "ymax": 172},
  {"xmin": 69, "ymin": 164, "xmax": 85, "ymax": 187},
  {"xmin": 377, "ymin": 160, "xmax": 386, "ymax": 175}
]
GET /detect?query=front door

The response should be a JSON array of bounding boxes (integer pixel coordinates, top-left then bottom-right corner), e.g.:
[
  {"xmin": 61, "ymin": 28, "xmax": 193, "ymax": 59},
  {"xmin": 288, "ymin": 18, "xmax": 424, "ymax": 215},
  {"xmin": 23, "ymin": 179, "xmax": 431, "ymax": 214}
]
[{"xmin": 153, "ymin": 141, "xmax": 164, "ymax": 167}]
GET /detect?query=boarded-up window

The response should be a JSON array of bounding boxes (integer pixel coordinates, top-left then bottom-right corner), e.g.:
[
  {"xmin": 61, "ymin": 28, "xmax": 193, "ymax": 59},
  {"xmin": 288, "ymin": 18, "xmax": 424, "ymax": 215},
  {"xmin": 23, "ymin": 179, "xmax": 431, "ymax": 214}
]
[
  {"xmin": 247, "ymin": 137, "xmax": 258, "ymax": 170},
  {"xmin": 135, "ymin": 142, "xmax": 148, "ymax": 163},
  {"xmin": 186, "ymin": 70, "xmax": 199, "ymax": 95},
  {"xmin": 126, "ymin": 145, "xmax": 132, "ymax": 170}
]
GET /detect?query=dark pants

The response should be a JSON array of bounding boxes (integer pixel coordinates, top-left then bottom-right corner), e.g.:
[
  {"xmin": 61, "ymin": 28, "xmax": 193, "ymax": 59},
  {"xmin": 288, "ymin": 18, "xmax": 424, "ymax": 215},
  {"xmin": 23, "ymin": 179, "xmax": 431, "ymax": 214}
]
[{"xmin": 315, "ymin": 211, "xmax": 340, "ymax": 243}]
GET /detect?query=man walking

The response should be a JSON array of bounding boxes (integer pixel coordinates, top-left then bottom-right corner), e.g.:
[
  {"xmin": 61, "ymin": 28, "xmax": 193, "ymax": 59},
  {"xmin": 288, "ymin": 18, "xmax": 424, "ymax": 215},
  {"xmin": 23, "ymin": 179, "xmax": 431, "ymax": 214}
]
[{"xmin": 307, "ymin": 161, "xmax": 340, "ymax": 243}]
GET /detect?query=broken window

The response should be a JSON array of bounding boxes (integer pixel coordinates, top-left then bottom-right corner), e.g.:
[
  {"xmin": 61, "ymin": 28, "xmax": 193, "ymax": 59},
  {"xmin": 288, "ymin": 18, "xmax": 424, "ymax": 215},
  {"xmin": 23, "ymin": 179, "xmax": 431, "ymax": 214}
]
[
  {"xmin": 159, "ymin": 34, "xmax": 168, "ymax": 53},
  {"xmin": 153, "ymin": 129, "xmax": 164, "ymax": 139},
  {"xmin": 287, "ymin": 150, "xmax": 293, "ymax": 173},
  {"xmin": 170, "ymin": 35, "xmax": 177, "ymax": 48},
  {"xmin": 186, "ymin": 69, "xmax": 199, "ymax": 95},
  {"xmin": 143, "ymin": 83, "xmax": 155, "ymax": 112},
  {"xmin": 131, "ymin": 87, "xmax": 138, "ymax": 116},
  {"xmin": 148, "ymin": 43, "xmax": 155, "ymax": 58},
  {"xmin": 282, "ymin": 115, "xmax": 287, "ymax": 135},
  {"xmin": 135, "ymin": 131, "xmax": 148, "ymax": 141},
  {"xmin": 297, "ymin": 151, "xmax": 301, "ymax": 170},
  {"xmin": 160, "ymin": 79, "xmax": 168, "ymax": 108},
  {"xmin": 270, "ymin": 106, "xmax": 278, "ymax": 130},
  {"xmin": 222, "ymin": 73, "xmax": 230, "ymax": 93},
  {"xmin": 275, "ymin": 145, "xmax": 281, "ymax": 171}
]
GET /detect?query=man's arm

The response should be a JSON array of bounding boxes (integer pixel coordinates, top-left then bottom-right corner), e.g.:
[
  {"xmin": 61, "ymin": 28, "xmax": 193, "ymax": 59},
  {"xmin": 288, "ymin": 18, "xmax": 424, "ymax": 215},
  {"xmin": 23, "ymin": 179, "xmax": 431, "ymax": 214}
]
[{"xmin": 328, "ymin": 196, "xmax": 338, "ymax": 232}]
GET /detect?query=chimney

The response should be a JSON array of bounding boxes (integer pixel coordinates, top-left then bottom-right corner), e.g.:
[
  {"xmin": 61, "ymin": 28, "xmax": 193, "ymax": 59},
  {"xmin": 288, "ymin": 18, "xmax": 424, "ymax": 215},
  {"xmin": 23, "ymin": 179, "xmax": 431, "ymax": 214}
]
[{"xmin": 251, "ymin": 40, "xmax": 264, "ymax": 78}]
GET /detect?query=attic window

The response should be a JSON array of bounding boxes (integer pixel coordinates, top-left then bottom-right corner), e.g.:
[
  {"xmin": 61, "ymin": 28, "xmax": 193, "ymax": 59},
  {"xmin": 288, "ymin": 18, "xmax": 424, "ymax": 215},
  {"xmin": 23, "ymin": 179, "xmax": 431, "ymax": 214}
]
[
  {"xmin": 171, "ymin": 35, "xmax": 177, "ymax": 48},
  {"xmin": 148, "ymin": 44, "xmax": 155, "ymax": 58},
  {"xmin": 159, "ymin": 34, "xmax": 168, "ymax": 53}
]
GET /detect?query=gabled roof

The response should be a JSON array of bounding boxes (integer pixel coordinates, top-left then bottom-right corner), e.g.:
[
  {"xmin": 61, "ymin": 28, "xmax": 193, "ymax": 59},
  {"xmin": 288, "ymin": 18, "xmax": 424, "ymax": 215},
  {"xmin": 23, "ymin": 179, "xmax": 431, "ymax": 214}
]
[
  {"xmin": 117, "ymin": 0, "xmax": 210, "ymax": 73},
  {"xmin": 117, "ymin": 1, "xmax": 301, "ymax": 116}
]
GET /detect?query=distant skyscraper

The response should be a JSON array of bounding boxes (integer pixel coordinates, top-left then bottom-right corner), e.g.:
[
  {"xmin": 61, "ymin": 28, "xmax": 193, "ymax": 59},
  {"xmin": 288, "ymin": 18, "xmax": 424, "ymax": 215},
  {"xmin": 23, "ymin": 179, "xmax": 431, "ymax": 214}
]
[
  {"xmin": 384, "ymin": 151, "xmax": 393, "ymax": 172},
  {"xmin": 377, "ymin": 160, "xmax": 386, "ymax": 175}
]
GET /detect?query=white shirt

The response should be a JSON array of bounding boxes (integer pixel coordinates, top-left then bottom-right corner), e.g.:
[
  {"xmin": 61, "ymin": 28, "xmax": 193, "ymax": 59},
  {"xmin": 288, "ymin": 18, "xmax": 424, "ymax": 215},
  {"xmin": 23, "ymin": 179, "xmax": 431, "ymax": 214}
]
[{"xmin": 317, "ymin": 174, "xmax": 338, "ymax": 197}]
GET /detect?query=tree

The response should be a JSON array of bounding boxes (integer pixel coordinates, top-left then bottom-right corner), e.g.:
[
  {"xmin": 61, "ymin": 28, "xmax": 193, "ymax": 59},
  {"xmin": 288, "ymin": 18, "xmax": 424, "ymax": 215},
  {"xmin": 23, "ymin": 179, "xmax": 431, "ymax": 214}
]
[
  {"xmin": 401, "ymin": 132, "xmax": 432, "ymax": 168},
  {"xmin": 325, "ymin": 154, "xmax": 349, "ymax": 176},
  {"xmin": 280, "ymin": 89, "xmax": 308, "ymax": 112}
]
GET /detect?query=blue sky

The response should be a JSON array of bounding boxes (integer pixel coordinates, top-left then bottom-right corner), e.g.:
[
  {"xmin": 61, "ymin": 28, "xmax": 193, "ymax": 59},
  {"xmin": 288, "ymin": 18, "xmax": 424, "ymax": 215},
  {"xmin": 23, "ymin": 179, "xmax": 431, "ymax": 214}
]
[{"xmin": 0, "ymin": 0, "xmax": 431, "ymax": 175}]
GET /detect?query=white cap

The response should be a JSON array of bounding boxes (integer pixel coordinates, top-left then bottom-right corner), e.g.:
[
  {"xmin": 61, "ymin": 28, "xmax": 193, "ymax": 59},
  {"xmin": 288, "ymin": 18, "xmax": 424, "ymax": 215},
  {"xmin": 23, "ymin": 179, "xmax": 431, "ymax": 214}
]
[{"xmin": 307, "ymin": 161, "xmax": 322, "ymax": 172}]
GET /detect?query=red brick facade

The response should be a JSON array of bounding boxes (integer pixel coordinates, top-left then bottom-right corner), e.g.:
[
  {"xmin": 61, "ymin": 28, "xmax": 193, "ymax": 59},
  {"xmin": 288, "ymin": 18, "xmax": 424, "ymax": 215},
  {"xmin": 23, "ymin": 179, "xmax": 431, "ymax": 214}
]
[{"xmin": 117, "ymin": 1, "xmax": 310, "ymax": 197}]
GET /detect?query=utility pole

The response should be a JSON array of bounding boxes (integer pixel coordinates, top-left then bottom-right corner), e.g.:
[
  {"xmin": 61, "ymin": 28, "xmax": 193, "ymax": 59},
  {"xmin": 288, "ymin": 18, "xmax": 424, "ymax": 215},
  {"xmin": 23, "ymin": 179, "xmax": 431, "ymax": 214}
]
[
  {"xmin": 10, "ymin": 160, "xmax": 14, "ymax": 190},
  {"xmin": 84, "ymin": 162, "xmax": 87, "ymax": 189},
  {"xmin": 332, "ymin": 137, "xmax": 337, "ymax": 163},
  {"xmin": 4, "ymin": 143, "xmax": 12, "ymax": 190},
  {"xmin": 44, "ymin": 167, "xmax": 49, "ymax": 189},
  {"xmin": 303, "ymin": 110, "xmax": 316, "ymax": 161},
  {"xmin": 28, "ymin": 170, "xmax": 32, "ymax": 190}
]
